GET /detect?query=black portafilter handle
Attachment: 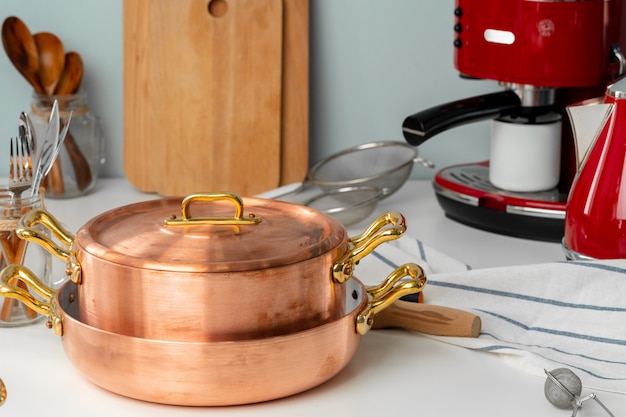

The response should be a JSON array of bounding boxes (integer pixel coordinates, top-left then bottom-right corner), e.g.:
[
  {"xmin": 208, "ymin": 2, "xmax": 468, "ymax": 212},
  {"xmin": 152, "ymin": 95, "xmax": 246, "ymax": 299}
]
[{"xmin": 402, "ymin": 90, "xmax": 522, "ymax": 146}]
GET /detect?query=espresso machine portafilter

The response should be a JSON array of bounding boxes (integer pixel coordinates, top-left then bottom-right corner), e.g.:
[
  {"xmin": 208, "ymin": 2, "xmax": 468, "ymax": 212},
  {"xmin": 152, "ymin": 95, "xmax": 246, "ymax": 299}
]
[{"xmin": 403, "ymin": 0, "xmax": 626, "ymax": 241}]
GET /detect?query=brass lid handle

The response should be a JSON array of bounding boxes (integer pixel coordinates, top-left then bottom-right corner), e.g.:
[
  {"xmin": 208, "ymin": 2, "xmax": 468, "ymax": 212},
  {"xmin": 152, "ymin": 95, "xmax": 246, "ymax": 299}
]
[{"xmin": 164, "ymin": 192, "xmax": 262, "ymax": 226}]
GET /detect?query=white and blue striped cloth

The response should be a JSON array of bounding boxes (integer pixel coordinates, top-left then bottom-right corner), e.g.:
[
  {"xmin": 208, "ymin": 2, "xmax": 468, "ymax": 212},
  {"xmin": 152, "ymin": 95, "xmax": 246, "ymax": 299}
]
[{"xmin": 358, "ymin": 237, "xmax": 626, "ymax": 394}]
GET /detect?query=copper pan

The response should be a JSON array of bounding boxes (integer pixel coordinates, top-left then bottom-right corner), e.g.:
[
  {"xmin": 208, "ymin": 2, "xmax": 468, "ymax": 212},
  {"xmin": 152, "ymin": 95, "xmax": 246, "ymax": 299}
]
[
  {"xmin": 0, "ymin": 263, "xmax": 426, "ymax": 406},
  {"xmin": 16, "ymin": 193, "xmax": 407, "ymax": 341}
]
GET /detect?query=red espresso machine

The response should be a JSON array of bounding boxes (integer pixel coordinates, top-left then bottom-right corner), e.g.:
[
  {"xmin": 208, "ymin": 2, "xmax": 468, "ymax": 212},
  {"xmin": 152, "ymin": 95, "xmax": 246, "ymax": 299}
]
[{"xmin": 403, "ymin": 0, "xmax": 626, "ymax": 241}]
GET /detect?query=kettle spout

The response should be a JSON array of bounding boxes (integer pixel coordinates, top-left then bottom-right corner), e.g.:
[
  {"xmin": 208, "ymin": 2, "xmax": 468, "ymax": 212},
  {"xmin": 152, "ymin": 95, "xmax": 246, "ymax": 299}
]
[{"xmin": 566, "ymin": 98, "xmax": 613, "ymax": 169}]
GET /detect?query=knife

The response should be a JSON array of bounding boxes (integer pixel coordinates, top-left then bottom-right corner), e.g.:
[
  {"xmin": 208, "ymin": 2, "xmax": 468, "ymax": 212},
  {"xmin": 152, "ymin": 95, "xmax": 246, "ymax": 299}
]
[{"xmin": 31, "ymin": 101, "xmax": 71, "ymax": 194}]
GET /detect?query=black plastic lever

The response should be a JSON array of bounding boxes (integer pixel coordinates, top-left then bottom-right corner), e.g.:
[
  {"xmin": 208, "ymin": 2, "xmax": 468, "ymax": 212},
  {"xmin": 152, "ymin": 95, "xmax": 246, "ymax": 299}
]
[{"xmin": 402, "ymin": 90, "xmax": 521, "ymax": 146}]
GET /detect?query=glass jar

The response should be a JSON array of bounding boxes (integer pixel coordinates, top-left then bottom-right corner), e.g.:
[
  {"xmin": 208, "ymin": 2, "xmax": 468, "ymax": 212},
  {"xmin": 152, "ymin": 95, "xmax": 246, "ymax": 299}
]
[
  {"xmin": 29, "ymin": 92, "xmax": 104, "ymax": 198},
  {"xmin": 0, "ymin": 189, "xmax": 53, "ymax": 326}
]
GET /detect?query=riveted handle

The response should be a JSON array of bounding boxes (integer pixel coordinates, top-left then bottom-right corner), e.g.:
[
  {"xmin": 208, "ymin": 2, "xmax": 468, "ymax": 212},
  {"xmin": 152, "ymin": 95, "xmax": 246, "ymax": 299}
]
[
  {"xmin": 0, "ymin": 377, "xmax": 6, "ymax": 406},
  {"xmin": 17, "ymin": 208, "xmax": 81, "ymax": 285},
  {"xmin": 333, "ymin": 211, "xmax": 407, "ymax": 283},
  {"xmin": 164, "ymin": 192, "xmax": 262, "ymax": 226},
  {"xmin": 0, "ymin": 264, "xmax": 62, "ymax": 336},
  {"xmin": 356, "ymin": 263, "xmax": 426, "ymax": 335}
]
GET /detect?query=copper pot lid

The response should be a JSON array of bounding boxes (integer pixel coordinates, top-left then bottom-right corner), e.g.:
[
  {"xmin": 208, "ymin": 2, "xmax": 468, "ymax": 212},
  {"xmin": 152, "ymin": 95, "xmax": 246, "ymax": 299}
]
[{"xmin": 75, "ymin": 193, "xmax": 348, "ymax": 272}]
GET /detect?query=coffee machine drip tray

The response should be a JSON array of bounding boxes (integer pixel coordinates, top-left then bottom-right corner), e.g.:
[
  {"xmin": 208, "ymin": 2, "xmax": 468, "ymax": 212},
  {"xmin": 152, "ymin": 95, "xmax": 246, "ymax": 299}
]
[{"xmin": 433, "ymin": 161, "xmax": 567, "ymax": 242}]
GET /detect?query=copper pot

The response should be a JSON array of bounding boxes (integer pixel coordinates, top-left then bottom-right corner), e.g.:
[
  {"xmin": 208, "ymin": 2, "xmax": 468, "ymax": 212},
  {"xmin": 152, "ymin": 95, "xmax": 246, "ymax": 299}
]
[
  {"xmin": 0, "ymin": 262, "xmax": 426, "ymax": 406},
  {"xmin": 16, "ymin": 193, "xmax": 407, "ymax": 341}
]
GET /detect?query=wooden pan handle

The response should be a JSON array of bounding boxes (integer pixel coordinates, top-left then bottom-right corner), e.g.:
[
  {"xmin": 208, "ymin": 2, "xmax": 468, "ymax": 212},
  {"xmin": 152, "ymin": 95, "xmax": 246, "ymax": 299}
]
[{"xmin": 372, "ymin": 300, "xmax": 482, "ymax": 338}]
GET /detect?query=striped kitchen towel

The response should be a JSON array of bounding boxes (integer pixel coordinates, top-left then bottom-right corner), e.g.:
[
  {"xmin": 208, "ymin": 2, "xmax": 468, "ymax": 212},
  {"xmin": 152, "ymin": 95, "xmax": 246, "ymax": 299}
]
[{"xmin": 359, "ymin": 236, "xmax": 626, "ymax": 394}]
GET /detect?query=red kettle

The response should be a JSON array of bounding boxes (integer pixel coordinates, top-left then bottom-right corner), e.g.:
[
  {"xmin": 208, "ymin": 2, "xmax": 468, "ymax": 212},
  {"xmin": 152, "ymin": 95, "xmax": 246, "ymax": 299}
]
[{"xmin": 564, "ymin": 76, "xmax": 626, "ymax": 259}]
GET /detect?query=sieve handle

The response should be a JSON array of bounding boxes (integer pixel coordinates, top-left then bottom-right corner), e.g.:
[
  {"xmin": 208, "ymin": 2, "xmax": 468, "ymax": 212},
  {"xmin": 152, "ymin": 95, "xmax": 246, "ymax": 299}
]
[{"xmin": 270, "ymin": 181, "xmax": 323, "ymax": 205}]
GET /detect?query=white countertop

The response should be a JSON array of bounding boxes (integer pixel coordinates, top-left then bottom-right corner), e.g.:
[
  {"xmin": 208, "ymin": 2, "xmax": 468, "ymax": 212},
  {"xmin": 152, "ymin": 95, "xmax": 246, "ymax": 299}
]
[{"xmin": 0, "ymin": 178, "xmax": 622, "ymax": 416}]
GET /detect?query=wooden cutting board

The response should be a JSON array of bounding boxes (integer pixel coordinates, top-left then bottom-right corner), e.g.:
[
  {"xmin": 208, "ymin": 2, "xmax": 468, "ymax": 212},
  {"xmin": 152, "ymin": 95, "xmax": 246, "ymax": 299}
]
[
  {"xmin": 123, "ymin": 0, "xmax": 287, "ymax": 197},
  {"xmin": 280, "ymin": 0, "xmax": 309, "ymax": 186}
]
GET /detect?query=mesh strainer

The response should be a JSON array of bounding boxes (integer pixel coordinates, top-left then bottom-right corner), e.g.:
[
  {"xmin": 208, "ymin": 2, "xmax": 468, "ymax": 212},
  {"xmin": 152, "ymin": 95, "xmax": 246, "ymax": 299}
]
[
  {"xmin": 275, "ymin": 141, "xmax": 432, "ymax": 225},
  {"xmin": 304, "ymin": 186, "xmax": 382, "ymax": 226},
  {"xmin": 309, "ymin": 141, "xmax": 430, "ymax": 196}
]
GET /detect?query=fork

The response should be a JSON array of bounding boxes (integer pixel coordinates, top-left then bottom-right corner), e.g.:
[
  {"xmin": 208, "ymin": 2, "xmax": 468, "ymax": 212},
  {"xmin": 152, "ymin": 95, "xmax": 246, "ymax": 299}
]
[
  {"xmin": 2, "ymin": 136, "xmax": 37, "ymax": 321},
  {"xmin": 9, "ymin": 135, "xmax": 33, "ymax": 200}
]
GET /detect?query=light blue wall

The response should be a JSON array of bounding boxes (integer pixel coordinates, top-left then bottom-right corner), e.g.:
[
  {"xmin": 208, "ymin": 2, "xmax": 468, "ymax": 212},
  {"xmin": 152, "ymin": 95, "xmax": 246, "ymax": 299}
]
[{"xmin": 0, "ymin": 0, "xmax": 498, "ymax": 181}]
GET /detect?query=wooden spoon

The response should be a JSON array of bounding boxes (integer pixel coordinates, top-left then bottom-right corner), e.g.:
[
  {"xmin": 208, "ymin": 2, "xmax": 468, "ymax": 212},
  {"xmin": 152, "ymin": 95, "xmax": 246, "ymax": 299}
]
[
  {"xmin": 33, "ymin": 32, "xmax": 66, "ymax": 194},
  {"xmin": 54, "ymin": 51, "xmax": 83, "ymax": 95},
  {"xmin": 1, "ymin": 16, "xmax": 45, "ymax": 93},
  {"xmin": 33, "ymin": 32, "xmax": 65, "ymax": 95},
  {"xmin": 52, "ymin": 51, "xmax": 92, "ymax": 191}
]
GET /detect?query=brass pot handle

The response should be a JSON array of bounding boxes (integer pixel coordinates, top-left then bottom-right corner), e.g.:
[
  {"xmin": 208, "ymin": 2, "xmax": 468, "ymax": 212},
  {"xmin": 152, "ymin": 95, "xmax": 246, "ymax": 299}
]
[
  {"xmin": 164, "ymin": 192, "xmax": 262, "ymax": 226},
  {"xmin": 0, "ymin": 264, "xmax": 62, "ymax": 336},
  {"xmin": 333, "ymin": 211, "xmax": 407, "ymax": 283},
  {"xmin": 356, "ymin": 263, "xmax": 426, "ymax": 335},
  {"xmin": 0, "ymin": 377, "xmax": 6, "ymax": 406},
  {"xmin": 17, "ymin": 208, "xmax": 81, "ymax": 285}
]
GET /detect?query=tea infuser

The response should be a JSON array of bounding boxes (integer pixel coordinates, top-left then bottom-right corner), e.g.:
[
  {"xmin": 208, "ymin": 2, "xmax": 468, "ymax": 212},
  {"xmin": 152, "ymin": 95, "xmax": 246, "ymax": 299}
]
[{"xmin": 544, "ymin": 368, "xmax": 614, "ymax": 417}]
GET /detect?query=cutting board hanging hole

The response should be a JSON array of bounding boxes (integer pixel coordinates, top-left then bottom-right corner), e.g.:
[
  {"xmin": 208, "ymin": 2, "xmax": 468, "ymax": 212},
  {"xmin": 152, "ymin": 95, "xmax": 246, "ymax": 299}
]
[{"xmin": 208, "ymin": 0, "xmax": 228, "ymax": 17}]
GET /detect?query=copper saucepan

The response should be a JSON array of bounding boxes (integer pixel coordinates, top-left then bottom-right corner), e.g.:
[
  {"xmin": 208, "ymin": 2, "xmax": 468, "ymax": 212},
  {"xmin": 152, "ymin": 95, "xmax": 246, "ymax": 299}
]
[
  {"xmin": 16, "ymin": 192, "xmax": 407, "ymax": 341},
  {"xmin": 0, "ymin": 262, "xmax": 426, "ymax": 406}
]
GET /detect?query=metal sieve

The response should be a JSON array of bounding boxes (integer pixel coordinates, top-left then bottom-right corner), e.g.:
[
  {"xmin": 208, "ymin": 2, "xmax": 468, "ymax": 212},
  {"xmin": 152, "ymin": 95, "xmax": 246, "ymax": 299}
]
[{"xmin": 274, "ymin": 141, "xmax": 432, "ymax": 225}]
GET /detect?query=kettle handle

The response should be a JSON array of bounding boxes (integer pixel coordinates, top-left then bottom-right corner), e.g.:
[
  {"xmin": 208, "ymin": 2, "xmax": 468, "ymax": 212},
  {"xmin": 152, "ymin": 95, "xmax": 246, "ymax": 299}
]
[{"xmin": 611, "ymin": 43, "xmax": 625, "ymax": 78}]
